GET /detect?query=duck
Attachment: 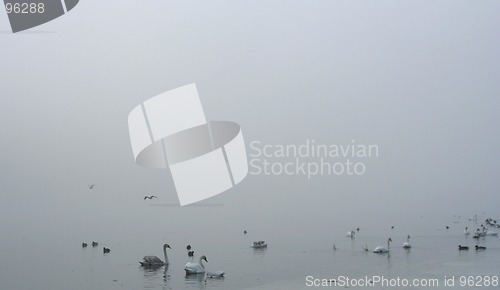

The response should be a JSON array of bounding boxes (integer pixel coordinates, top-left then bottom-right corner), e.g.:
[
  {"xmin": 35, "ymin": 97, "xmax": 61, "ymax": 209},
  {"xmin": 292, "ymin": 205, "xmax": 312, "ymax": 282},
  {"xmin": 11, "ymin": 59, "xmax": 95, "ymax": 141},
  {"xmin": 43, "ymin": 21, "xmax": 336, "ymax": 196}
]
[
  {"xmin": 458, "ymin": 245, "xmax": 469, "ymax": 250},
  {"xmin": 475, "ymin": 245, "xmax": 486, "ymax": 250},
  {"xmin": 103, "ymin": 247, "xmax": 111, "ymax": 253},
  {"xmin": 82, "ymin": 242, "xmax": 88, "ymax": 248}
]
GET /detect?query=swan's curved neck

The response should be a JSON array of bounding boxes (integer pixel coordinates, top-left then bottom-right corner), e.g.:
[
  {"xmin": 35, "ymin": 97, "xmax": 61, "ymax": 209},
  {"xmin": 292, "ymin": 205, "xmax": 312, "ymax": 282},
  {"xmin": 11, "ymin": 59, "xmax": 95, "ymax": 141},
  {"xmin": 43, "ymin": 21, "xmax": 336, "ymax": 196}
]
[
  {"xmin": 387, "ymin": 239, "xmax": 391, "ymax": 249},
  {"xmin": 199, "ymin": 257, "xmax": 205, "ymax": 269},
  {"xmin": 163, "ymin": 246, "xmax": 169, "ymax": 264}
]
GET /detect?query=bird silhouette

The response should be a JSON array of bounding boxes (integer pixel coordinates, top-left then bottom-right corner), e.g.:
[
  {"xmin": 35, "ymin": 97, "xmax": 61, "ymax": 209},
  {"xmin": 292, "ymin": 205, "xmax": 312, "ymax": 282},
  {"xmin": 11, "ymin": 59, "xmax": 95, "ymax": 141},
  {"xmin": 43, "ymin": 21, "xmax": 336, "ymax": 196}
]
[
  {"xmin": 103, "ymin": 247, "xmax": 111, "ymax": 253},
  {"xmin": 88, "ymin": 184, "xmax": 95, "ymax": 189},
  {"xmin": 144, "ymin": 195, "xmax": 158, "ymax": 200}
]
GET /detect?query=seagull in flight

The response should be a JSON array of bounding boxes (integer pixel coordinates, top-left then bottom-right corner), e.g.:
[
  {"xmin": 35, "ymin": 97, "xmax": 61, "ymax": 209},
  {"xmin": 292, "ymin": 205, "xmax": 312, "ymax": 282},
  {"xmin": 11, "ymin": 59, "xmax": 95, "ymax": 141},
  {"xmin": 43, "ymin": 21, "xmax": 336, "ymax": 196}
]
[
  {"xmin": 88, "ymin": 184, "xmax": 95, "ymax": 189},
  {"xmin": 144, "ymin": 195, "xmax": 158, "ymax": 200}
]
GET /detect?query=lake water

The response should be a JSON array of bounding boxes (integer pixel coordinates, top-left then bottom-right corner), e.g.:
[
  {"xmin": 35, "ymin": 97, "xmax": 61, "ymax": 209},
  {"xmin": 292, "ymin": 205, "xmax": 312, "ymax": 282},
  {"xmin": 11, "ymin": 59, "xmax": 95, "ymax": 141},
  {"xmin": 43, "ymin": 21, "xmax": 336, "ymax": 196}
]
[{"xmin": 1, "ymin": 193, "xmax": 498, "ymax": 290}]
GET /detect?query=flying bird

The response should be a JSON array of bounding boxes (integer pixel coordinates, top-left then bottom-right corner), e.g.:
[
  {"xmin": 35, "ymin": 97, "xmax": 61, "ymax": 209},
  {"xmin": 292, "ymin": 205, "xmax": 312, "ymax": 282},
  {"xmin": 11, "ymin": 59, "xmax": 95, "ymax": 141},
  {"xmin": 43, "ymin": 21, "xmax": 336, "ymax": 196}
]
[
  {"xmin": 144, "ymin": 195, "xmax": 158, "ymax": 200},
  {"xmin": 88, "ymin": 184, "xmax": 95, "ymax": 189}
]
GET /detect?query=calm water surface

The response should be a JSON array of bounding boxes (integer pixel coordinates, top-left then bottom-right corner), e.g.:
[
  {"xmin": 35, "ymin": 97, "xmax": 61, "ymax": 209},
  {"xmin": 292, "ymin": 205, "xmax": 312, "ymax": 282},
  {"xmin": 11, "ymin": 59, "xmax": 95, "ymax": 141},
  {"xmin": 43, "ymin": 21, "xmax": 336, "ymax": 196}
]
[{"xmin": 1, "ymin": 198, "xmax": 498, "ymax": 290}]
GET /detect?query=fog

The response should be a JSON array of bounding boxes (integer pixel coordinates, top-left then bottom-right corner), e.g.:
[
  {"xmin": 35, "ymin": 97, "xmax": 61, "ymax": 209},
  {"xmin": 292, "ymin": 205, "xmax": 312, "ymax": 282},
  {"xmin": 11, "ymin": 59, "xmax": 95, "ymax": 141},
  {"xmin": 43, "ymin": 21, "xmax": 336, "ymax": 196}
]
[{"xmin": 0, "ymin": 0, "xmax": 499, "ymax": 272}]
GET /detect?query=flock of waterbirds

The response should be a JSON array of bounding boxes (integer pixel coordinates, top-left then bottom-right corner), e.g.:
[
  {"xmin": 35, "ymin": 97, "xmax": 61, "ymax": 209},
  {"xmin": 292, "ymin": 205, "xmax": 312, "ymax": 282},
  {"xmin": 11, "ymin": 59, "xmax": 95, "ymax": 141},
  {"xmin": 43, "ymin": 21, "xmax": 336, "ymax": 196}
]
[
  {"xmin": 80, "ymin": 230, "xmax": 267, "ymax": 280},
  {"xmin": 85, "ymin": 185, "xmax": 497, "ymax": 283},
  {"xmin": 336, "ymin": 217, "xmax": 499, "ymax": 254},
  {"xmin": 83, "ymin": 184, "xmax": 263, "ymax": 282},
  {"xmin": 81, "ymin": 241, "xmax": 111, "ymax": 254}
]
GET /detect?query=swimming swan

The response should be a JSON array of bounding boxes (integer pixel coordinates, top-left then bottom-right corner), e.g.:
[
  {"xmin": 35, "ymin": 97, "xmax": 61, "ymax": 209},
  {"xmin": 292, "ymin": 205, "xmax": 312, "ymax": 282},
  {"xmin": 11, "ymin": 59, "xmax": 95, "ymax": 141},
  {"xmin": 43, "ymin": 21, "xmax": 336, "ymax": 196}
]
[
  {"xmin": 403, "ymin": 235, "xmax": 411, "ymax": 249},
  {"xmin": 140, "ymin": 243, "xmax": 171, "ymax": 267},
  {"xmin": 185, "ymin": 255, "xmax": 215, "ymax": 275},
  {"xmin": 374, "ymin": 238, "xmax": 392, "ymax": 253}
]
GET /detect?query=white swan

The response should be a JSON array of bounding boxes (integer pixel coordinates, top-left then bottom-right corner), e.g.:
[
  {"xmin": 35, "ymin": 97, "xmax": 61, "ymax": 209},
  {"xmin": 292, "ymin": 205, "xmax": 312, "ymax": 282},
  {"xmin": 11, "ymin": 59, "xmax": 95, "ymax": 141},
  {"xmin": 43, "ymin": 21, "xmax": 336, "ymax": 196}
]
[
  {"xmin": 403, "ymin": 235, "xmax": 411, "ymax": 249},
  {"xmin": 374, "ymin": 238, "xmax": 392, "ymax": 253},
  {"xmin": 185, "ymin": 255, "xmax": 208, "ymax": 275},
  {"xmin": 345, "ymin": 231, "xmax": 355, "ymax": 238},
  {"xmin": 140, "ymin": 243, "xmax": 170, "ymax": 267},
  {"xmin": 464, "ymin": 227, "xmax": 470, "ymax": 236}
]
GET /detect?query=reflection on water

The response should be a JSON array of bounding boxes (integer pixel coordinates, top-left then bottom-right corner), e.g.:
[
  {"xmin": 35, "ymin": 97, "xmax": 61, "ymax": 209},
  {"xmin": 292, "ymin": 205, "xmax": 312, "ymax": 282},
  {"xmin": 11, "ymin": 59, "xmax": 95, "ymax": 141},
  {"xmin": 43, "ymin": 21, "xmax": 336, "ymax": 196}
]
[
  {"xmin": 141, "ymin": 264, "xmax": 170, "ymax": 290},
  {"xmin": 184, "ymin": 274, "xmax": 206, "ymax": 289},
  {"xmin": 252, "ymin": 246, "xmax": 268, "ymax": 258}
]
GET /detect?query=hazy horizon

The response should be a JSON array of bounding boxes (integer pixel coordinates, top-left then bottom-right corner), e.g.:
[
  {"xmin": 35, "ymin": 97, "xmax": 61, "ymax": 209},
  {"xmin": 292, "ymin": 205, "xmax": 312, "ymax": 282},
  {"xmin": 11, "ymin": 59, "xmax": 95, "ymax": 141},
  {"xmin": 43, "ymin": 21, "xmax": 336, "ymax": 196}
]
[{"xmin": 1, "ymin": 1, "xmax": 499, "ymax": 289}]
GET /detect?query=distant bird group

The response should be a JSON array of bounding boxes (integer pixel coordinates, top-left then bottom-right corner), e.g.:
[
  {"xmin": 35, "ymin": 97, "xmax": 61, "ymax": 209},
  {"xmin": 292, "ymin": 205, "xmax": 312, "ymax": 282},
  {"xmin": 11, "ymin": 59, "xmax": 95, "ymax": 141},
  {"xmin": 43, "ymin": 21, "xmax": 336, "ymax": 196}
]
[
  {"xmin": 82, "ymin": 241, "xmax": 111, "ymax": 254},
  {"xmin": 252, "ymin": 241, "xmax": 267, "ymax": 248},
  {"xmin": 338, "ymin": 217, "xmax": 498, "ymax": 255}
]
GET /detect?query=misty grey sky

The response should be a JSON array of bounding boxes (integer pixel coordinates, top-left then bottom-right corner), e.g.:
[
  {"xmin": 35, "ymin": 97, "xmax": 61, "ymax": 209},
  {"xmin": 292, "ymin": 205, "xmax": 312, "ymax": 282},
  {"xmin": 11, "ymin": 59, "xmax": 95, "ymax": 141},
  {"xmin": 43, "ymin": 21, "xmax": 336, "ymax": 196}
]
[{"xmin": 1, "ymin": 0, "xmax": 499, "ymax": 234}]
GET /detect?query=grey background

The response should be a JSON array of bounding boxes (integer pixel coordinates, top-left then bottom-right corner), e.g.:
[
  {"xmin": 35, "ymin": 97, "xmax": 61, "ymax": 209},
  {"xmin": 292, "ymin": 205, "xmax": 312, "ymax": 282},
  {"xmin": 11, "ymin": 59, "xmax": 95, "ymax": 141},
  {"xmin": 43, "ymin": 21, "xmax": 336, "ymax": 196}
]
[{"xmin": 0, "ymin": 2, "xmax": 499, "ymax": 288}]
